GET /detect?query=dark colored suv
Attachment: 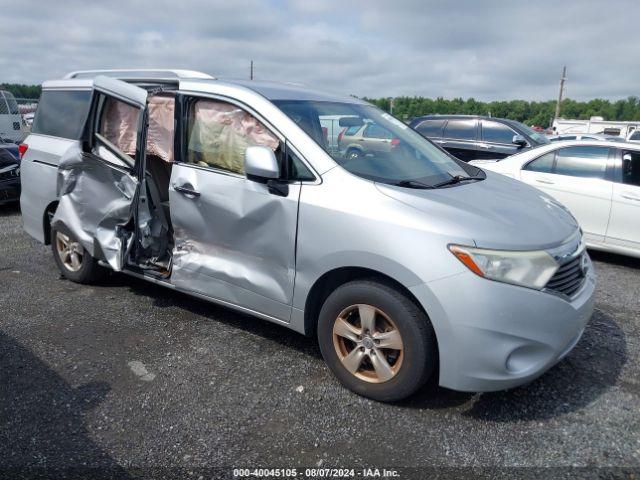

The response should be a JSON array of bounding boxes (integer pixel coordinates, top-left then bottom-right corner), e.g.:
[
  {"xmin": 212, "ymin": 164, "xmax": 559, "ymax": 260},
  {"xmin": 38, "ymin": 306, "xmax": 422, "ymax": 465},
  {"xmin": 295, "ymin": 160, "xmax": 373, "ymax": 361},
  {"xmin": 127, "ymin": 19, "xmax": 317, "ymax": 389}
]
[{"xmin": 410, "ymin": 115, "xmax": 550, "ymax": 162}]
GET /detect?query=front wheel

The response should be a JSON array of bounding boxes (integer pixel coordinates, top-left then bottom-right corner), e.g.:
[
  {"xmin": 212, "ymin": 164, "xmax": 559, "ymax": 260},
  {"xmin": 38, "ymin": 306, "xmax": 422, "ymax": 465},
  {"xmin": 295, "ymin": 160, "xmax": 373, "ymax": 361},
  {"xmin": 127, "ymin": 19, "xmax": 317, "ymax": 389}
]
[
  {"xmin": 51, "ymin": 224, "xmax": 106, "ymax": 283},
  {"xmin": 317, "ymin": 280, "xmax": 437, "ymax": 402}
]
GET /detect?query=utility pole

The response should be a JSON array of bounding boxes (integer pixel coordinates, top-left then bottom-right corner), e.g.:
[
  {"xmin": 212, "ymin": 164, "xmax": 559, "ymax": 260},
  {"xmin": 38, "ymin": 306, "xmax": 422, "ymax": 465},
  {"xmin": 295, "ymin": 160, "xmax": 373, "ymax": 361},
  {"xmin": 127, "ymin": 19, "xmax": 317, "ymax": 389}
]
[
  {"xmin": 389, "ymin": 97, "xmax": 394, "ymax": 115},
  {"xmin": 250, "ymin": 60, "xmax": 254, "ymax": 80},
  {"xmin": 554, "ymin": 66, "xmax": 567, "ymax": 121}
]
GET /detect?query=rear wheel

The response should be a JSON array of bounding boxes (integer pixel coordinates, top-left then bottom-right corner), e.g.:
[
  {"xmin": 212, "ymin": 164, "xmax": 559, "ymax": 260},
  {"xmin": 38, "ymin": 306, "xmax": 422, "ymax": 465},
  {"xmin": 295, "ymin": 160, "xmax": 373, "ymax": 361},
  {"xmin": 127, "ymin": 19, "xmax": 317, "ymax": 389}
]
[
  {"xmin": 346, "ymin": 148, "xmax": 362, "ymax": 160},
  {"xmin": 51, "ymin": 225, "xmax": 106, "ymax": 283},
  {"xmin": 317, "ymin": 280, "xmax": 437, "ymax": 402}
]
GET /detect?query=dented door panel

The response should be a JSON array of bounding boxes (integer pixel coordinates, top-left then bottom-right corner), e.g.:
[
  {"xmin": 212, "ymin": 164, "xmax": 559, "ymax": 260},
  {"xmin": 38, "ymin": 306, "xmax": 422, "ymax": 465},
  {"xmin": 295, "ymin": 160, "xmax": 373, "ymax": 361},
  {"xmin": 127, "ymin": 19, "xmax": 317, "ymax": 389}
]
[
  {"xmin": 51, "ymin": 77, "xmax": 148, "ymax": 272},
  {"xmin": 169, "ymin": 164, "xmax": 300, "ymax": 322},
  {"xmin": 52, "ymin": 146, "xmax": 138, "ymax": 271}
]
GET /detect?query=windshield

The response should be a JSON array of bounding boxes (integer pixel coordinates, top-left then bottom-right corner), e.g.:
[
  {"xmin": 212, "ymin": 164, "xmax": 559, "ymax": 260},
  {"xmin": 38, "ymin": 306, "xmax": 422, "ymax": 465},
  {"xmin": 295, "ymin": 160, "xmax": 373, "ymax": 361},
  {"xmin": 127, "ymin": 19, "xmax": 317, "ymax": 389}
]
[
  {"xmin": 273, "ymin": 100, "xmax": 482, "ymax": 187},
  {"xmin": 512, "ymin": 121, "xmax": 550, "ymax": 145}
]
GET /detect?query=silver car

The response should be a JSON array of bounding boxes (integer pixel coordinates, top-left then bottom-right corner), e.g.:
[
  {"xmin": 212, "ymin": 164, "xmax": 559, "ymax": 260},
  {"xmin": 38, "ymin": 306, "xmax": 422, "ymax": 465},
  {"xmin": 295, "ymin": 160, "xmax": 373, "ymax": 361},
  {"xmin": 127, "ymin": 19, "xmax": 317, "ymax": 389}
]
[
  {"xmin": 338, "ymin": 121, "xmax": 398, "ymax": 160},
  {"xmin": 20, "ymin": 70, "xmax": 595, "ymax": 402}
]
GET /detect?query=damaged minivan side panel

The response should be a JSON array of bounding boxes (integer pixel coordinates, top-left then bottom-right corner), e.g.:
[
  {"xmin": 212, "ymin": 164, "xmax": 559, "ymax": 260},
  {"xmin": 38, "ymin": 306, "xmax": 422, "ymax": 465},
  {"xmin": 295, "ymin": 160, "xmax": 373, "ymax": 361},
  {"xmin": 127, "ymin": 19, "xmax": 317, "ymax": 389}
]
[
  {"xmin": 52, "ymin": 147, "xmax": 139, "ymax": 270},
  {"xmin": 51, "ymin": 77, "xmax": 148, "ymax": 271},
  {"xmin": 169, "ymin": 97, "xmax": 301, "ymax": 322}
]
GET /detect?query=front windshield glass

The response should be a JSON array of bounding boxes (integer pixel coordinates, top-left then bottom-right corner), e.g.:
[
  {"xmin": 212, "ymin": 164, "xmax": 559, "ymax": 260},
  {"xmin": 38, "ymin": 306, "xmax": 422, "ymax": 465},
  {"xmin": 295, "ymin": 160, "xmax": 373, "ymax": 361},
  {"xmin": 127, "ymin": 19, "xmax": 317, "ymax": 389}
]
[
  {"xmin": 513, "ymin": 121, "xmax": 550, "ymax": 145},
  {"xmin": 274, "ymin": 100, "xmax": 481, "ymax": 187}
]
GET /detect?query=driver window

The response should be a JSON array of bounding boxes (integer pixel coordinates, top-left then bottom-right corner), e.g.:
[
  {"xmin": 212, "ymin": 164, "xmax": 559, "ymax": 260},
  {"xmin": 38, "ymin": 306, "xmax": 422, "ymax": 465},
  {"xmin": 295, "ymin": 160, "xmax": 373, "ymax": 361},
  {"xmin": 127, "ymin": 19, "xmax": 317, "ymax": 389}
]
[
  {"xmin": 186, "ymin": 99, "xmax": 279, "ymax": 175},
  {"xmin": 482, "ymin": 121, "xmax": 517, "ymax": 144}
]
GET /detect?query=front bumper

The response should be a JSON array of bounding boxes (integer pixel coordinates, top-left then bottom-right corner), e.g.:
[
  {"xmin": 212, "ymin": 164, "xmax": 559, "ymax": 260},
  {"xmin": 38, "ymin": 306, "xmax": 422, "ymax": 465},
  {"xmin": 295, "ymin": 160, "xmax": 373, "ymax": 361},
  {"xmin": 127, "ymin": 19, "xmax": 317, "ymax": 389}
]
[
  {"xmin": 410, "ymin": 256, "xmax": 596, "ymax": 392},
  {"xmin": 0, "ymin": 174, "xmax": 20, "ymax": 204}
]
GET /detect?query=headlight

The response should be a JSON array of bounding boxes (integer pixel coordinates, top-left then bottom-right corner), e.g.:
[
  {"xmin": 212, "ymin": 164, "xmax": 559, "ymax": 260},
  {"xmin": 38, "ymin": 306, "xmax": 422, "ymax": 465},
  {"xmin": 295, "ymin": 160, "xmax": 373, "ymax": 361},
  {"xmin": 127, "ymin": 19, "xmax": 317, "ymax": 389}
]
[{"xmin": 449, "ymin": 244, "xmax": 559, "ymax": 290}]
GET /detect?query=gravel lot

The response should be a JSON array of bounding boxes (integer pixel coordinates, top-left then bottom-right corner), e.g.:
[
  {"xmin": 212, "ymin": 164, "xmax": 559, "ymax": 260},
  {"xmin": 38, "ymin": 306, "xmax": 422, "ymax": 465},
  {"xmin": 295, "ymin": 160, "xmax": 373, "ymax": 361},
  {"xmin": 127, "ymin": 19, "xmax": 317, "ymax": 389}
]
[{"xmin": 1, "ymin": 202, "xmax": 639, "ymax": 478}]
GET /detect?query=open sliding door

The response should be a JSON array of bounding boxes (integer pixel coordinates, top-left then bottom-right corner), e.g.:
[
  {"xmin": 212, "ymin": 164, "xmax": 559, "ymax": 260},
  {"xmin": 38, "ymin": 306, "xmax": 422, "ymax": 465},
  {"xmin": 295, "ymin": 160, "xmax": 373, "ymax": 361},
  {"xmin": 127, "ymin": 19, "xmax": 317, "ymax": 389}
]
[{"xmin": 51, "ymin": 76, "xmax": 148, "ymax": 271}]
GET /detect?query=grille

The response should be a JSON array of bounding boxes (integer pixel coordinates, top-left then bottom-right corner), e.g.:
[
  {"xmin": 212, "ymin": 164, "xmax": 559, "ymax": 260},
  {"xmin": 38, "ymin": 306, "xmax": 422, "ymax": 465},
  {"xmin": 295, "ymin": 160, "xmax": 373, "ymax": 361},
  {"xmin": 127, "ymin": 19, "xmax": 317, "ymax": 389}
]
[
  {"xmin": 545, "ymin": 254, "xmax": 586, "ymax": 297},
  {"xmin": 0, "ymin": 168, "xmax": 18, "ymax": 181}
]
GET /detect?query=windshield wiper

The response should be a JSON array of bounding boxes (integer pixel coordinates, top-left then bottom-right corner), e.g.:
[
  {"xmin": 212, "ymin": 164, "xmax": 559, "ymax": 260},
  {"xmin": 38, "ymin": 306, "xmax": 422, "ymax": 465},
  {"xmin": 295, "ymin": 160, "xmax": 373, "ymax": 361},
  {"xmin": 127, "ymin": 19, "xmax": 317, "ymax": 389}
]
[
  {"xmin": 394, "ymin": 179, "xmax": 434, "ymax": 189},
  {"xmin": 432, "ymin": 173, "xmax": 483, "ymax": 188},
  {"xmin": 394, "ymin": 173, "xmax": 483, "ymax": 190}
]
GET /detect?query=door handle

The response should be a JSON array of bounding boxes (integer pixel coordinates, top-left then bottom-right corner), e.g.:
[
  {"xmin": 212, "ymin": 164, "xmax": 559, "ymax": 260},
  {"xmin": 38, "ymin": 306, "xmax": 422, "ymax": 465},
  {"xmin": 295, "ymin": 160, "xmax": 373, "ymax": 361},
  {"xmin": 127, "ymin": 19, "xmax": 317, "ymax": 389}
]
[
  {"xmin": 535, "ymin": 178, "xmax": 555, "ymax": 185},
  {"xmin": 621, "ymin": 193, "xmax": 640, "ymax": 201},
  {"xmin": 478, "ymin": 144, "xmax": 492, "ymax": 149},
  {"xmin": 173, "ymin": 184, "xmax": 201, "ymax": 197}
]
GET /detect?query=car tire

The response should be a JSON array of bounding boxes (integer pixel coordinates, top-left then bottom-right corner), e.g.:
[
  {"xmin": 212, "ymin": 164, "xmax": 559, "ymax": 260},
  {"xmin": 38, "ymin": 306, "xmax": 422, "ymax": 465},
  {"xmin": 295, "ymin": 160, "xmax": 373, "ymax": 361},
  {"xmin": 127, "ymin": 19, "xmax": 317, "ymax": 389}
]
[
  {"xmin": 317, "ymin": 280, "xmax": 437, "ymax": 402},
  {"xmin": 51, "ymin": 224, "xmax": 106, "ymax": 284},
  {"xmin": 346, "ymin": 148, "xmax": 362, "ymax": 160}
]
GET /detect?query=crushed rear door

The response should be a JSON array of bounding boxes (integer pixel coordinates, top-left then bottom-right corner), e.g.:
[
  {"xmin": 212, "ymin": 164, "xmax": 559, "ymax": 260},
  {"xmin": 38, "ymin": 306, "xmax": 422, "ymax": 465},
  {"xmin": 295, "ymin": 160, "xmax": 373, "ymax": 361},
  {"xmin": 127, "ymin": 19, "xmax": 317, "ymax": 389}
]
[{"xmin": 51, "ymin": 76, "xmax": 148, "ymax": 271}]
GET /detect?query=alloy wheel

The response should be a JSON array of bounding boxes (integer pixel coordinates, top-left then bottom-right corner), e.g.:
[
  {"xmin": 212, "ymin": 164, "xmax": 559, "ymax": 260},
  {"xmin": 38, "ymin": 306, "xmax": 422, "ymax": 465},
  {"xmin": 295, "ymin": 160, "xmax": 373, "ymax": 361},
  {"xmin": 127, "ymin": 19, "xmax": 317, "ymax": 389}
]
[
  {"xmin": 55, "ymin": 231, "xmax": 84, "ymax": 272},
  {"xmin": 332, "ymin": 304, "xmax": 404, "ymax": 383}
]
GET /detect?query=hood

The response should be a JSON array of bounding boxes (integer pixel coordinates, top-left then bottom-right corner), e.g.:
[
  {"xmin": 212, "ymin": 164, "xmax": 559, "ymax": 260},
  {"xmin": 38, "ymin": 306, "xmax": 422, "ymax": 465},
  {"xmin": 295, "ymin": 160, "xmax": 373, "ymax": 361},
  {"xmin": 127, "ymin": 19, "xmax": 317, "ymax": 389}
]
[{"xmin": 375, "ymin": 171, "xmax": 579, "ymax": 251}]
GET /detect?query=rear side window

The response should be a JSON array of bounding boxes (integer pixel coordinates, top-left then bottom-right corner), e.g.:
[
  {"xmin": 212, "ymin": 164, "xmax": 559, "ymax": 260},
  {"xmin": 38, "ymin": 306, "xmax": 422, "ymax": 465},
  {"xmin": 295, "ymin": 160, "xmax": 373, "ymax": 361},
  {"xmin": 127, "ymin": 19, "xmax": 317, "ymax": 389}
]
[
  {"xmin": 554, "ymin": 146, "xmax": 609, "ymax": 179},
  {"xmin": 415, "ymin": 119, "xmax": 445, "ymax": 138},
  {"xmin": 344, "ymin": 125, "xmax": 360, "ymax": 136},
  {"xmin": 363, "ymin": 123, "xmax": 392, "ymax": 139},
  {"xmin": 97, "ymin": 96, "xmax": 140, "ymax": 159},
  {"xmin": 443, "ymin": 120, "xmax": 477, "ymax": 140},
  {"xmin": 31, "ymin": 90, "xmax": 92, "ymax": 139},
  {"xmin": 482, "ymin": 121, "xmax": 516, "ymax": 144},
  {"xmin": 629, "ymin": 131, "xmax": 640, "ymax": 141},
  {"xmin": 524, "ymin": 152, "xmax": 555, "ymax": 173}
]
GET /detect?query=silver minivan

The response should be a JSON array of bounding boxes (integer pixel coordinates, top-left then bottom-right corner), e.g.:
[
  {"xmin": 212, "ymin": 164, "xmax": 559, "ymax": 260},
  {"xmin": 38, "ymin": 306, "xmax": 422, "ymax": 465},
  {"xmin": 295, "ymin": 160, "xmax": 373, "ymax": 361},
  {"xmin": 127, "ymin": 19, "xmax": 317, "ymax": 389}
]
[{"xmin": 20, "ymin": 70, "xmax": 595, "ymax": 402}]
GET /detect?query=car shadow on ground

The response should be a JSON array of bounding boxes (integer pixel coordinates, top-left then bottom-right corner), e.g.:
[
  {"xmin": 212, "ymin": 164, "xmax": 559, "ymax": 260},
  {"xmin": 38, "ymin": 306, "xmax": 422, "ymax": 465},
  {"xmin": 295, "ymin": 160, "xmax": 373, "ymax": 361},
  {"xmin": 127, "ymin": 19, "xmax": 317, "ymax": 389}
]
[
  {"xmin": 104, "ymin": 273, "xmax": 324, "ymax": 360},
  {"xmin": 0, "ymin": 331, "xmax": 132, "ymax": 478},
  {"xmin": 589, "ymin": 249, "xmax": 640, "ymax": 269},
  {"xmin": 104, "ymin": 273, "xmax": 627, "ymax": 422}
]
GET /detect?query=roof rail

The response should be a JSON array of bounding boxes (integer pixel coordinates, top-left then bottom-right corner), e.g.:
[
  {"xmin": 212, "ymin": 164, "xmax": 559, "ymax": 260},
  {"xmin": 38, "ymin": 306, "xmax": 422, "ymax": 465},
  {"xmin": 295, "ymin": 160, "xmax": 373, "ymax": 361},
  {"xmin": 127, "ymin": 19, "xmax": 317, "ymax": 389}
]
[{"xmin": 63, "ymin": 69, "xmax": 215, "ymax": 80}]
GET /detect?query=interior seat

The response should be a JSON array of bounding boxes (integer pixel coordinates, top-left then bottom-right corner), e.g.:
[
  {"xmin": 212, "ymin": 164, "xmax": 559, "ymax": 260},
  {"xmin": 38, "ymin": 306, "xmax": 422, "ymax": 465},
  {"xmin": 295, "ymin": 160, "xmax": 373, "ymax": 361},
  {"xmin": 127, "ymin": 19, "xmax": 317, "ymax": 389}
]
[{"xmin": 145, "ymin": 154, "xmax": 172, "ymax": 222}]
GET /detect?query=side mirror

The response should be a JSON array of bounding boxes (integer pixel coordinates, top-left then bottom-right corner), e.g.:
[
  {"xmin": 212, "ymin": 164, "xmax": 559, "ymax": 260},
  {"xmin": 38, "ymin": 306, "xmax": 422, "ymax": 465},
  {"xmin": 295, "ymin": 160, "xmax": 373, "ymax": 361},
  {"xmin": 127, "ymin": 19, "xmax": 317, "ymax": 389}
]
[
  {"xmin": 512, "ymin": 134, "xmax": 528, "ymax": 147},
  {"xmin": 245, "ymin": 146, "xmax": 280, "ymax": 181}
]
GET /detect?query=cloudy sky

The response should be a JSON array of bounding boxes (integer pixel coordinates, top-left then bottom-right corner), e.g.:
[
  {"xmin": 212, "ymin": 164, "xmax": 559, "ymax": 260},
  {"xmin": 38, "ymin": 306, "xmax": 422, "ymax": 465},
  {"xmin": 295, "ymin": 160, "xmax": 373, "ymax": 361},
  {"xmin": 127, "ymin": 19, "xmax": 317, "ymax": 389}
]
[{"xmin": 2, "ymin": 0, "xmax": 637, "ymax": 101}]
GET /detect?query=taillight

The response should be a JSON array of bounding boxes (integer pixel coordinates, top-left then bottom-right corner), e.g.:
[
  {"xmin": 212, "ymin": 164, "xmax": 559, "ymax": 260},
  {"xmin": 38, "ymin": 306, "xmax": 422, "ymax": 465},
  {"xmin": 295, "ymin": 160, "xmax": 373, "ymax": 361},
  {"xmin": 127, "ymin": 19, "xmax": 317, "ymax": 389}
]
[
  {"xmin": 390, "ymin": 138, "xmax": 400, "ymax": 147},
  {"xmin": 338, "ymin": 128, "xmax": 346, "ymax": 144},
  {"xmin": 18, "ymin": 143, "xmax": 28, "ymax": 159}
]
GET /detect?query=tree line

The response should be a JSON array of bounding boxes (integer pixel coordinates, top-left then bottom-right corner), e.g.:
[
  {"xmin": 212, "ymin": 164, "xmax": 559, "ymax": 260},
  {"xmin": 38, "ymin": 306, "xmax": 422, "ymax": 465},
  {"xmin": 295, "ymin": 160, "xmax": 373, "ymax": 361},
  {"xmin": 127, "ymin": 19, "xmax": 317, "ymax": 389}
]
[
  {"xmin": 365, "ymin": 96, "xmax": 640, "ymax": 127},
  {"xmin": 1, "ymin": 83, "xmax": 42, "ymax": 100},
  {"xmin": 3, "ymin": 83, "xmax": 640, "ymax": 127}
]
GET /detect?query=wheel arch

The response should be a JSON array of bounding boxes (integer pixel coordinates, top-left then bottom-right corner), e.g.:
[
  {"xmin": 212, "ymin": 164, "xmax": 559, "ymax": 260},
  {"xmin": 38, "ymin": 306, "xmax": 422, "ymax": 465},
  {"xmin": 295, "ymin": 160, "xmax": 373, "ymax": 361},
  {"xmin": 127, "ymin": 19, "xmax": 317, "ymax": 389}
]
[
  {"xmin": 43, "ymin": 200, "xmax": 59, "ymax": 245},
  {"xmin": 302, "ymin": 266, "xmax": 430, "ymax": 338}
]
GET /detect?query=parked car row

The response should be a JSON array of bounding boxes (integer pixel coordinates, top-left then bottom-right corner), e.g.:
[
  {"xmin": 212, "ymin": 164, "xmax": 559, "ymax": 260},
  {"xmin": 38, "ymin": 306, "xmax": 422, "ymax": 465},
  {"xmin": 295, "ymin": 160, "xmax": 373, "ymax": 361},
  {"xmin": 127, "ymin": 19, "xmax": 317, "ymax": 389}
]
[
  {"xmin": 0, "ymin": 135, "xmax": 21, "ymax": 204},
  {"xmin": 469, "ymin": 140, "xmax": 640, "ymax": 259},
  {"xmin": 18, "ymin": 69, "xmax": 594, "ymax": 402},
  {"xmin": 549, "ymin": 133, "xmax": 626, "ymax": 142},
  {"xmin": 408, "ymin": 114, "xmax": 550, "ymax": 161}
]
